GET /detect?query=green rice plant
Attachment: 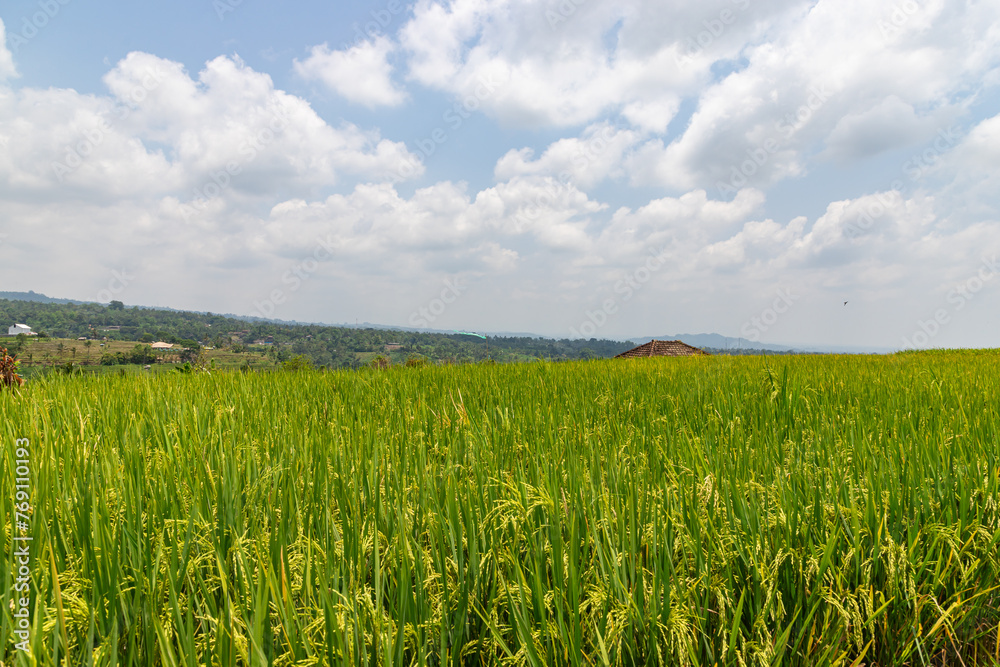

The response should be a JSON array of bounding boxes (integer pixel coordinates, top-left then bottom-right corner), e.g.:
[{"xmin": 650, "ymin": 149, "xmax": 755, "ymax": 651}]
[{"xmin": 0, "ymin": 351, "xmax": 998, "ymax": 665}]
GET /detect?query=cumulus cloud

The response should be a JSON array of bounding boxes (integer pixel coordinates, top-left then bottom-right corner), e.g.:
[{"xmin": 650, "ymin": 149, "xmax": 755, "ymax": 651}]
[
  {"xmin": 399, "ymin": 0, "xmax": 694, "ymax": 127},
  {"xmin": 3, "ymin": 159, "xmax": 997, "ymax": 346},
  {"xmin": 3, "ymin": 4, "xmax": 1000, "ymax": 347},
  {"xmin": 395, "ymin": 0, "xmax": 999, "ymax": 192},
  {"xmin": 621, "ymin": 98, "xmax": 681, "ymax": 134},
  {"xmin": 0, "ymin": 51, "xmax": 422, "ymax": 208},
  {"xmin": 251, "ymin": 182, "xmax": 773, "ymax": 317},
  {"xmin": 948, "ymin": 114, "xmax": 1000, "ymax": 171},
  {"xmin": 0, "ymin": 19, "xmax": 17, "ymax": 81},
  {"xmin": 494, "ymin": 123, "xmax": 641, "ymax": 188},
  {"xmin": 932, "ymin": 113, "xmax": 1000, "ymax": 224},
  {"xmin": 627, "ymin": 0, "xmax": 1000, "ymax": 191},
  {"xmin": 394, "ymin": 0, "xmax": 821, "ymax": 129},
  {"xmin": 295, "ymin": 38, "xmax": 407, "ymax": 108},
  {"xmin": 823, "ymin": 96, "xmax": 940, "ymax": 161},
  {"xmin": 255, "ymin": 176, "xmax": 606, "ymax": 273}
]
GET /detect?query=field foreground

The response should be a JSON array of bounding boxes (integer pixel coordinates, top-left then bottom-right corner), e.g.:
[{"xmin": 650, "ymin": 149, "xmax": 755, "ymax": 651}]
[{"xmin": 2, "ymin": 353, "xmax": 999, "ymax": 665}]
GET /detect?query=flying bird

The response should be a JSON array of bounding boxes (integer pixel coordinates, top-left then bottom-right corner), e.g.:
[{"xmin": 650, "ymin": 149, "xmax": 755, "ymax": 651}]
[{"xmin": 843, "ymin": 301, "xmax": 849, "ymax": 306}]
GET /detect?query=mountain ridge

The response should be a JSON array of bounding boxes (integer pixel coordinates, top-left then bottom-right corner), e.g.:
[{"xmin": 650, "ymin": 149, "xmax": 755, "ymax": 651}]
[{"xmin": 0, "ymin": 291, "xmax": 892, "ymax": 352}]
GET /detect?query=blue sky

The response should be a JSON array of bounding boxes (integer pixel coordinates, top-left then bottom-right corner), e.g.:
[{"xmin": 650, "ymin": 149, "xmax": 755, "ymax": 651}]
[{"xmin": 1, "ymin": 0, "xmax": 999, "ymax": 349}]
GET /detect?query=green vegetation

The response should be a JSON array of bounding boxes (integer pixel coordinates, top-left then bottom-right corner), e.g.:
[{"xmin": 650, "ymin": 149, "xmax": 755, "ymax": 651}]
[
  {"xmin": 98, "ymin": 344, "xmax": 159, "ymax": 366},
  {"xmin": 2, "ymin": 352, "xmax": 998, "ymax": 664},
  {"xmin": 0, "ymin": 298, "xmax": 632, "ymax": 368}
]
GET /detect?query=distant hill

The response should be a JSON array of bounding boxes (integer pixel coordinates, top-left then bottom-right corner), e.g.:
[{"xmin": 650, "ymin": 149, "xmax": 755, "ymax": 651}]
[
  {"xmin": 327, "ymin": 321, "xmax": 545, "ymax": 339},
  {"xmin": 0, "ymin": 293, "xmax": 632, "ymax": 367},
  {"xmin": 0, "ymin": 292, "xmax": 890, "ymax": 357},
  {"xmin": 0, "ymin": 291, "xmax": 87, "ymax": 305},
  {"xmin": 0, "ymin": 292, "xmax": 543, "ymax": 336},
  {"xmin": 635, "ymin": 333, "xmax": 893, "ymax": 355},
  {"xmin": 0, "ymin": 291, "xmax": 346, "ymax": 327},
  {"xmin": 634, "ymin": 333, "xmax": 801, "ymax": 353}
]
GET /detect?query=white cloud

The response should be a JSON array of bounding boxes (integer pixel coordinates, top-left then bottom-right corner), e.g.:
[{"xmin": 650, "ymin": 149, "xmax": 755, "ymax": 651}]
[
  {"xmin": 4, "ymin": 5, "xmax": 1000, "ymax": 347},
  {"xmin": 394, "ymin": 0, "xmax": 833, "ymax": 131},
  {"xmin": 295, "ymin": 38, "xmax": 407, "ymax": 108},
  {"xmin": 396, "ymin": 0, "xmax": 999, "ymax": 191},
  {"xmin": 0, "ymin": 20, "xmax": 17, "ymax": 81},
  {"xmin": 256, "ymin": 176, "xmax": 606, "ymax": 272},
  {"xmin": 3, "ymin": 157, "xmax": 998, "ymax": 346},
  {"xmin": 494, "ymin": 123, "xmax": 641, "ymax": 188},
  {"xmin": 823, "ymin": 96, "xmax": 940, "ymax": 161},
  {"xmin": 398, "ymin": 0, "xmax": 696, "ymax": 128},
  {"xmin": 372, "ymin": 0, "xmax": 1000, "ymax": 198},
  {"xmin": 0, "ymin": 52, "xmax": 422, "ymax": 208},
  {"xmin": 593, "ymin": 188, "xmax": 767, "ymax": 273},
  {"xmin": 621, "ymin": 98, "xmax": 681, "ymax": 134},
  {"xmin": 933, "ymin": 113, "xmax": 1000, "ymax": 224},
  {"xmin": 950, "ymin": 114, "xmax": 1000, "ymax": 170},
  {"xmin": 628, "ymin": 0, "xmax": 1000, "ymax": 191}
]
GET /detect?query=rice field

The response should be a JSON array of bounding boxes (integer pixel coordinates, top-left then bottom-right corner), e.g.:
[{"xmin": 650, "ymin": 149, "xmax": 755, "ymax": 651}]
[{"xmin": 2, "ymin": 352, "xmax": 999, "ymax": 665}]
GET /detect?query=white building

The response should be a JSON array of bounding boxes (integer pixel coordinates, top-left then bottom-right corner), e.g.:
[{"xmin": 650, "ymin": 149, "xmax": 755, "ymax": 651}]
[{"xmin": 8, "ymin": 323, "xmax": 34, "ymax": 336}]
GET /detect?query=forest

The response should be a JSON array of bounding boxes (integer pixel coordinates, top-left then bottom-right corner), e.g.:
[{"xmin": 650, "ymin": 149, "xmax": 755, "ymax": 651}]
[{"xmin": 0, "ymin": 298, "xmax": 634, "ymax": 367}]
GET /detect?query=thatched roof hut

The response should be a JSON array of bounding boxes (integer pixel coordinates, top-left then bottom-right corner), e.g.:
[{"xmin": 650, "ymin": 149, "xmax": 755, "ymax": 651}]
[{"xmin": 615, "ymin": 340, "xmax": 709, "ymax": 358}]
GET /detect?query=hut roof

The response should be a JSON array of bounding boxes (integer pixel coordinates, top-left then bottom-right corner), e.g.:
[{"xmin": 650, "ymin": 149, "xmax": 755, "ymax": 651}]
[{"xmin": 615, "ymin": 339, "xmax": 709, "ymax": 358}]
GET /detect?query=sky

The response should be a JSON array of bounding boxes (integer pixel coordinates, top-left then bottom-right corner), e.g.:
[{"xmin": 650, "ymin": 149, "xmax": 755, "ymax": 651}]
[{"xmin": 1, "ymin": 0, "xmax": 999, "ymax": 349}]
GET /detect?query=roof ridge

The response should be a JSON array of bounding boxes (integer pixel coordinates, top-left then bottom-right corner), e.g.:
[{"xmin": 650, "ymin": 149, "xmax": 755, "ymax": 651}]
[{"xmin": 614, "ymin": 338, "xmax": 709, "ymax": 359}]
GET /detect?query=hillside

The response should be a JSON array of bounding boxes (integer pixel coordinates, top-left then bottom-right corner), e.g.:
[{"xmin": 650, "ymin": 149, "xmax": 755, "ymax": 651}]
[
  {"xmin": 0, "ymin": 290, "xmax": 87, "ymax": 305},
  {"xmin": 0, "ymin": 297, "xmax": 634, "ymax": 368}
]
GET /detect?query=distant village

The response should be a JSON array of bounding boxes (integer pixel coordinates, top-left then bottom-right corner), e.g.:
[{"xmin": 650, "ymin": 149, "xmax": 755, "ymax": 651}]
[{"xmin": 5, "ymin": 322, "xmax": 182, "ymax": 348}]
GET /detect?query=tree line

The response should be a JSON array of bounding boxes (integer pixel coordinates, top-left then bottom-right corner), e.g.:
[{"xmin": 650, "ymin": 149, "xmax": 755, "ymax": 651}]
[{"xmin": 0, "ymin": 298, "xmax": 635, "ymax": 367}]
